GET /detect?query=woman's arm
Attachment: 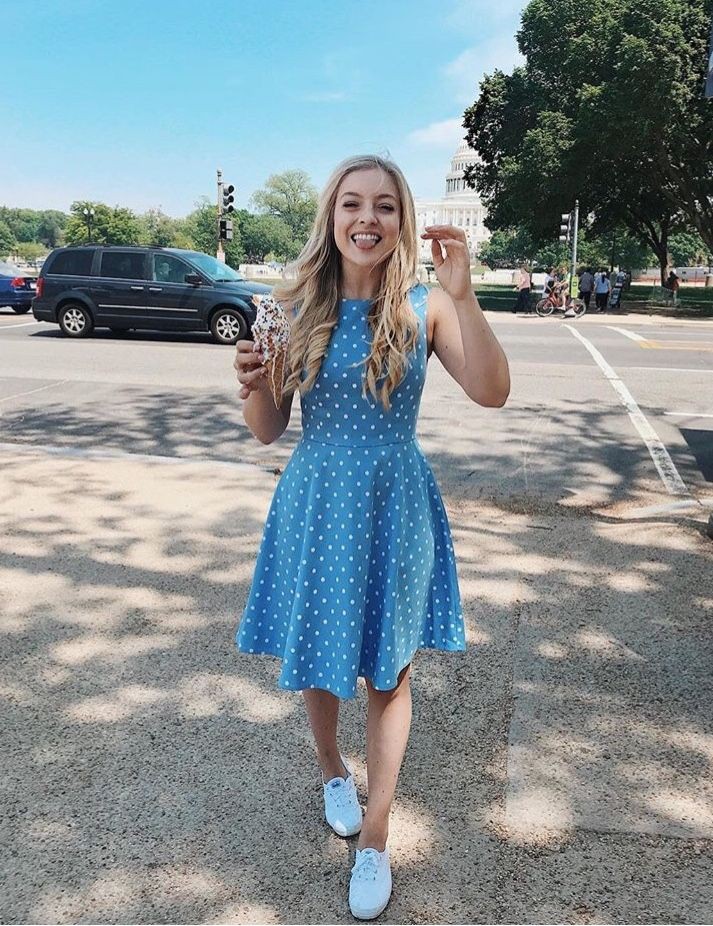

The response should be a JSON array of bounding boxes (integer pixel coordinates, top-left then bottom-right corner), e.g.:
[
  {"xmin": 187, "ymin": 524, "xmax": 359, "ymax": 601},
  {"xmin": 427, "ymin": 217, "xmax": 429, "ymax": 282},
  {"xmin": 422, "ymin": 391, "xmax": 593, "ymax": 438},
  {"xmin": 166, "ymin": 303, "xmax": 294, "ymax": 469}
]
[
  {"xmin": 428, "ymin": 287, "xmax": 510, "ymax": 407},
  {"xmin": 243, "ymin": 387, "xmax": 294, "ymax": 444},
  {"xmin": 421, "ymin": 224, "xmax": 510, "ymax": 407}
]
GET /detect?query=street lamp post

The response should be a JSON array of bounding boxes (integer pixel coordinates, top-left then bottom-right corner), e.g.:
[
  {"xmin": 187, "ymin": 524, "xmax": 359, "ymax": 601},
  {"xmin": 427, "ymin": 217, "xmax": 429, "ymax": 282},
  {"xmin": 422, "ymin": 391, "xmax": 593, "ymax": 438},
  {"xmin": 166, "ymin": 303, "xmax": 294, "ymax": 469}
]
[{"xmin": 82, "ymin": 207, "xmax": 95, "ymax": 242}]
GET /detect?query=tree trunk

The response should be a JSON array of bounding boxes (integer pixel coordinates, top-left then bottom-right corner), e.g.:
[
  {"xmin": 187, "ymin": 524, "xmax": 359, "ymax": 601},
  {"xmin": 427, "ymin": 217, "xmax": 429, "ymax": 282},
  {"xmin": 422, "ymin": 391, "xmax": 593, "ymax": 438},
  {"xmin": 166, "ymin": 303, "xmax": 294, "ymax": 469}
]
[{"xmin": 625, "ymin": 208, "xmax": 671, "ymax": 285}]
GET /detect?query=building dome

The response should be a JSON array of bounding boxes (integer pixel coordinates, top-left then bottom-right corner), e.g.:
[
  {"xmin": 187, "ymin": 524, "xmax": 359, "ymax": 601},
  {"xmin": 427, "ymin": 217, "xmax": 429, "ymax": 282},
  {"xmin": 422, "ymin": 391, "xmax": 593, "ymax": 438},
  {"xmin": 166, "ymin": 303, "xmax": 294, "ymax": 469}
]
[
  {"xmin": 413, "ymin": 139, "xmax": 489, "ymax": 262},
  {"xmin": 445, "ymin": 139, "xmax": 479, "ymax": 198}
]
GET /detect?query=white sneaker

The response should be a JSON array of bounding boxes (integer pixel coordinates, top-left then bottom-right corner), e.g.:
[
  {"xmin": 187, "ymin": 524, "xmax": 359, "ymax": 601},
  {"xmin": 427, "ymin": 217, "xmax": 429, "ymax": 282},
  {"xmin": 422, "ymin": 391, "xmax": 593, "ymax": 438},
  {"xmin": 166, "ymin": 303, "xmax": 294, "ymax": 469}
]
[
  {"xmin": 563, "ymin": 308, "xmax": 576, "ymax": 317},
  {"xmin": 349, "ymin": 846, "xmax": 392, "ymax": 920},
  {"xmin": 323, "ymin": 755, "xmax": 362, "ymax": 837}
]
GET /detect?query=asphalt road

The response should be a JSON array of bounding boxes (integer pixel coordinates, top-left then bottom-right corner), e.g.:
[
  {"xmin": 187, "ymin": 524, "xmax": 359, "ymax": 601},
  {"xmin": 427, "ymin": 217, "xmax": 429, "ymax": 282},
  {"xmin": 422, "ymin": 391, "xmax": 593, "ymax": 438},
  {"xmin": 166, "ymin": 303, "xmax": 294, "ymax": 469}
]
[
  {"xmin": 1, "ymin": 308, "xmax": 711, "ymax": 512},
  {"xmin": 1, "ymin": 307, "xmax": 712, "ymax": 924}
]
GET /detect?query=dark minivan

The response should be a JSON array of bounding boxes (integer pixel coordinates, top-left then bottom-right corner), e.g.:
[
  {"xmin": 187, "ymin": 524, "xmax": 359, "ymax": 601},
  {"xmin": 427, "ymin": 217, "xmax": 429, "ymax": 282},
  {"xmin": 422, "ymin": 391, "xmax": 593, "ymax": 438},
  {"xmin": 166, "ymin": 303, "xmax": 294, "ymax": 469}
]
[{"xmin": 32, "ymin": 245, "xmax": 271, "ymax": 344}]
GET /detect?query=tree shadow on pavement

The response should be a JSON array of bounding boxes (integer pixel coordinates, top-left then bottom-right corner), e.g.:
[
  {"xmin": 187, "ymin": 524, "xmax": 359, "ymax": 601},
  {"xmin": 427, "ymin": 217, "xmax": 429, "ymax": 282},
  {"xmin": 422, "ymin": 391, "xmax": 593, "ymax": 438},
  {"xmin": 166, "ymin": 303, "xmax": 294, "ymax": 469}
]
[{"xmin": 1, "ymin": 397, "xmax": 712, "ymax": 924}]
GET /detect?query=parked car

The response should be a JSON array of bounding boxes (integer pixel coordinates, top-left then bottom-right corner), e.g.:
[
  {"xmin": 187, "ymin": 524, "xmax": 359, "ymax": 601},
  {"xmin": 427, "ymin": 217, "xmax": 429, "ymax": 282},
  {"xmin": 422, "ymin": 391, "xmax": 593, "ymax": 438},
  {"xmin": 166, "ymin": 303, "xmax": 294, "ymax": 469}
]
[
  {"xmin": 32, "ymin": 246, "xmax": 272, "ymax": 344},
  {"xmin": 0, "ymin": 260, "xmax": 38, "ymax": 313}
]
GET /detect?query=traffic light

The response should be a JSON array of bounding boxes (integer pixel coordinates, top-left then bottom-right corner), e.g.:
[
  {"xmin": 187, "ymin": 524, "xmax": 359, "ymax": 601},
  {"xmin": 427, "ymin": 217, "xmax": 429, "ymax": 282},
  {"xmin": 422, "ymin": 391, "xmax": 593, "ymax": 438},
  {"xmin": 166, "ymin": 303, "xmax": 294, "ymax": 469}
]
[
  {"xmin": 219, "ymin": 218, "xmax": 234, "ymax": 241},
  {"xmin": 221, "ymin": 183, "xmax": 235, "ymax": 214},
  {"xmin": 559, "ymin": 212, "xmax": 571, "ymax": 244}
]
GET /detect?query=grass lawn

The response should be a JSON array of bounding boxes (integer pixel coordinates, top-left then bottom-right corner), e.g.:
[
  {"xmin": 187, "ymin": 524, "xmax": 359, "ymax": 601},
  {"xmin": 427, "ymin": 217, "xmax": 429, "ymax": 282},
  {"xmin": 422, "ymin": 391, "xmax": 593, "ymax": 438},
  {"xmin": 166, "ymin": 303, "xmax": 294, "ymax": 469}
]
[
  {"xmin": 467, "ymin": 282, "xmax": 713, "ymax": 317},
  {"xmin": 242, "ymin": 277, "xmax": 713, "ymax": 318}
]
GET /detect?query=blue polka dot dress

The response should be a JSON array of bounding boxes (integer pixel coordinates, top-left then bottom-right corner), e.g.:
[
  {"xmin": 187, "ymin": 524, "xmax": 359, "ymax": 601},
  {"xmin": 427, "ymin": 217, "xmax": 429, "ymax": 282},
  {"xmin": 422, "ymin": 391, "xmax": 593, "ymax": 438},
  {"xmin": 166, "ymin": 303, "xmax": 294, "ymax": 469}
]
[{"xmin": 236, "ymin": 283, "xmax": 465, "ymax": 698}]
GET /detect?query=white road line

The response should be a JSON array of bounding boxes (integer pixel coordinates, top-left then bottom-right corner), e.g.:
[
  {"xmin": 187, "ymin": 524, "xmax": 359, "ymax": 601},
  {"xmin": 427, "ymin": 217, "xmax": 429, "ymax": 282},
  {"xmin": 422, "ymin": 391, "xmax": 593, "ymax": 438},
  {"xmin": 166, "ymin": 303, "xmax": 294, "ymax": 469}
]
[
  {"xmin": 622, "ymin": 366, "xmax": 712, "ymax": 374},
  {"xmin": 564, "ymin": 325, "xmax": 690, "ymax": 496},
  {"xmin": 0, "ymin": 320, "xmax": 45, "ymax": 329},
  {"xmin": 606, "ymin": 326, "xmax": 646, "ymax": 342},
  {"xmin": 0, "ymin": 380, "xmax": 71, "ymax": 403},
  {"xmin": 664, "ymin": 412, "xmax": 713, "ymax": 418}
]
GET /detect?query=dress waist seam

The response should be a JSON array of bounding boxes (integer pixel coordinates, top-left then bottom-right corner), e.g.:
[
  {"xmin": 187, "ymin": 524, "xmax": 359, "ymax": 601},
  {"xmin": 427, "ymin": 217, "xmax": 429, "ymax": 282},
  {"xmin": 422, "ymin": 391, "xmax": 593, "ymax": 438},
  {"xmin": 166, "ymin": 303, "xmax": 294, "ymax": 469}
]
[{"xmin": 301, "ymin": 435, "xmax": 417, "ymax": 448}]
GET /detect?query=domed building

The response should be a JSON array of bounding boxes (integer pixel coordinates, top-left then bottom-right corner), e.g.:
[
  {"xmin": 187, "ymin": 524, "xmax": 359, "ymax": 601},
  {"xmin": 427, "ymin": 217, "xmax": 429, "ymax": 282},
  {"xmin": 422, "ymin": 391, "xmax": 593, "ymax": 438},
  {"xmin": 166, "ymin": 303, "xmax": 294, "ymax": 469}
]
[{"xmin": 414, "ymin": 140, "xmax": 490, "ymax": 263}]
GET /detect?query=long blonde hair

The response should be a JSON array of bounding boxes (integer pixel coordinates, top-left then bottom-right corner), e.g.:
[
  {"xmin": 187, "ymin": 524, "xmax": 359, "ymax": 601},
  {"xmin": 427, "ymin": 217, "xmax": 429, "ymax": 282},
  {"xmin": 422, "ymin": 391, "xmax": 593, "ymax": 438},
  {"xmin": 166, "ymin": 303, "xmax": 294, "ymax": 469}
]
[{"xmin": 275, "ymin": 154, "xmax": 420, "ymax": 411}]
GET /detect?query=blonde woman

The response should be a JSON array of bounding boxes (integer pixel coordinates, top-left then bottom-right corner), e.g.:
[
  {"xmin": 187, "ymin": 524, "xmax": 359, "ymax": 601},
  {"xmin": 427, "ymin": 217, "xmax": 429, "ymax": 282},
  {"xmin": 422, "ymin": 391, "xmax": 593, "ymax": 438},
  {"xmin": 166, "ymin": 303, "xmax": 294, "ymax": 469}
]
[{"xmin": 234, "ymin": 154, "xmax": 509, "ymax": 919}]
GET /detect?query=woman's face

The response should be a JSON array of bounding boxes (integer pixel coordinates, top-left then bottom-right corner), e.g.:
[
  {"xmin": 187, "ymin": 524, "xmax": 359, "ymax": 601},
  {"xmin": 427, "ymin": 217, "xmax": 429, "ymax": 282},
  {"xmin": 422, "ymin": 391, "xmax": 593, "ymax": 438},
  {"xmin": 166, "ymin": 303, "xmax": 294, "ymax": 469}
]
[{"xmin": 332, "ymin": 168, "xmax": 401, "ymax": 270}]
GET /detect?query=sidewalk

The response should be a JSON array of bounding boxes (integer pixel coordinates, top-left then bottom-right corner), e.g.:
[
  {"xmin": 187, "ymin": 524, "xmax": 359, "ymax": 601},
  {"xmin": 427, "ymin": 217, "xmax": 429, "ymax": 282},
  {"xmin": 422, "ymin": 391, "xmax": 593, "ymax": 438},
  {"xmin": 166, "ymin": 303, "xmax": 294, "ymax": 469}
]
[{"xmin": 1, "ymin": 445, "xmax": 712, "ymax": 924}]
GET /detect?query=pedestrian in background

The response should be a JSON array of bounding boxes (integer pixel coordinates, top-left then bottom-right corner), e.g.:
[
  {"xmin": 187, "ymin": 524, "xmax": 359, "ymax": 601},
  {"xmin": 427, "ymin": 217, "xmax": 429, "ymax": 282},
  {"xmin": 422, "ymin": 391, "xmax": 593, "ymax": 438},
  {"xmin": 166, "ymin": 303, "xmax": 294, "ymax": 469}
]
[
  {"xmin": 511, "ymin": 264, "xmax": 532, "ymax": 314},
  {"xmin": 594, "ymin": 269, "xmax": 611, "ymax": 311},
  {"xmin": 665, "ymin": 269, "xmax": 680, "ymax": 306},
  {"xmin": 578, "ymin": 266, "xmax": 594, "ymax": 311}
]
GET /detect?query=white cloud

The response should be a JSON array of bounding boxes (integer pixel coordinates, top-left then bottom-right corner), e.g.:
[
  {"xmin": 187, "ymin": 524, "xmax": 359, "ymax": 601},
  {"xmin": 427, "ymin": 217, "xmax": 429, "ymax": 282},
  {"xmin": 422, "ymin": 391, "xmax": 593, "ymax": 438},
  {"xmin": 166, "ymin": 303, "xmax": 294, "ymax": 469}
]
[
  {"xmin": 406, "ymin": 117, "xmax": 465, "ymax": 149},
  {"xmin": 444, "ymin": 35, "xmax": 524, "ymax": 104}
]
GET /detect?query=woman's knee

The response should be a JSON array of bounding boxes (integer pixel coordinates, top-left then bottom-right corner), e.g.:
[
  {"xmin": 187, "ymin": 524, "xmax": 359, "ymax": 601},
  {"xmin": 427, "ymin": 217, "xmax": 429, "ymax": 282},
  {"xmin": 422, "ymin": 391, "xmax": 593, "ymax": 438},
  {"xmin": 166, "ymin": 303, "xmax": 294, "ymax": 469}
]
[{"xmin": 366, "ymin": 663, "xmax": 411, "ymax": 700}]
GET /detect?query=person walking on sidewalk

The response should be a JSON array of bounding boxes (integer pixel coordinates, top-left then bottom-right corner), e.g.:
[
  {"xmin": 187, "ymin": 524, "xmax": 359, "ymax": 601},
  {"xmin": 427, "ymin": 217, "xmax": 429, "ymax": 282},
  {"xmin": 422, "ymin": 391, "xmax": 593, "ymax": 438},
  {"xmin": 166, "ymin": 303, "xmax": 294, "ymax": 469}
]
[
  {"xmin": 511, "ymin": 264, "xmax": 532, "ymax": 314},
  {"xmin": 233, "ymin": 154, "xmax": 510, "ymax": 921},
  {"xmin": 594, "ymin": 269, "xmax": 611, "ymax": 311},
  {"xmin": 578, "ymin": 266, "xmax": 594, "ymax": 311}
]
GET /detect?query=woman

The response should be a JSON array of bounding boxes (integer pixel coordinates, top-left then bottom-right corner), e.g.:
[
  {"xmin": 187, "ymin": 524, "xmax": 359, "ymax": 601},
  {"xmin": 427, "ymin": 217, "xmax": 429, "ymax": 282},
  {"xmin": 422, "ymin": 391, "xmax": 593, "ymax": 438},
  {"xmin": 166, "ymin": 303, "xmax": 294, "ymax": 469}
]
[{"xmin": 233, "ymin": 154, "xmax": 510, "ymax": 919}]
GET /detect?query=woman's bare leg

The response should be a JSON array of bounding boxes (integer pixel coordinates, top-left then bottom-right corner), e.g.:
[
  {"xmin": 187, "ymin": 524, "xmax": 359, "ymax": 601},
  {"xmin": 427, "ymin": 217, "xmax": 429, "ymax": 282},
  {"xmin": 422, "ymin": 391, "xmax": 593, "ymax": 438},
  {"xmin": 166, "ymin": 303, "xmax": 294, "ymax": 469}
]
[
  {"xmin": 302, "ymin": 689, "xmax": 348, "ymax": 781},
  {"xmin": 358, "ymin": 664, "xmax": 412, "ymax": 851}
]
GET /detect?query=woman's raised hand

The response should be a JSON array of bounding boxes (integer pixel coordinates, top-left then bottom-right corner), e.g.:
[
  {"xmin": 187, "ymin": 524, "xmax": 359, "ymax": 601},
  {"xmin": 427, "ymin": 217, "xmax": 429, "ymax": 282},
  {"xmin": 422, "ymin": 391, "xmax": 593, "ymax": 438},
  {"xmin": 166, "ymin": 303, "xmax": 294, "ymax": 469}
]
[
  {"xmin": 234, "ymin": 339, "xmax": 269, "ymax": 400},
  {"xmin": 421, "ymin": 225, "xmax": 473, "ymax": 302}
]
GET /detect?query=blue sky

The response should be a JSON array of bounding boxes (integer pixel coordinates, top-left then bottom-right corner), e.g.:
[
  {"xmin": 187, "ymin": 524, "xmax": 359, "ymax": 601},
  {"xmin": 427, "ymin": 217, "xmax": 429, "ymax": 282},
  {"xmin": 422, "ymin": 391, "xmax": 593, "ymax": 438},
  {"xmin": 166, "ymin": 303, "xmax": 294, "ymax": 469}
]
[{"xmin": 4, "ymin": 0, "xmax": 524, "ymax": 217}]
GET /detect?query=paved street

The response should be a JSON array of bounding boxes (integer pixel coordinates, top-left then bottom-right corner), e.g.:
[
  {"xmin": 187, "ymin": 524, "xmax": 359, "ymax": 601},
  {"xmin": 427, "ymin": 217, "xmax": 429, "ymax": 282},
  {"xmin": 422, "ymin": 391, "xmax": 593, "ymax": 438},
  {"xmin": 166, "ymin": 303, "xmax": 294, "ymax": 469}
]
[{"xmin": 1, "ymin": 308, "xmax": 712, "ymax": 923}]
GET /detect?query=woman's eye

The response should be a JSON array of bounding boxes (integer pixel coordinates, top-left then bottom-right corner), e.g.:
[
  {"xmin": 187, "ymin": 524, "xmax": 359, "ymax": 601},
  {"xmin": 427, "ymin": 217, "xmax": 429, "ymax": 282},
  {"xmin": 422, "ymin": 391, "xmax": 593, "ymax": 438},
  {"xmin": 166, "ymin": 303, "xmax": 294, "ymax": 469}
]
[{"xmin": 380, "ymin": 205, "xmax": 394, "ymax": 212}]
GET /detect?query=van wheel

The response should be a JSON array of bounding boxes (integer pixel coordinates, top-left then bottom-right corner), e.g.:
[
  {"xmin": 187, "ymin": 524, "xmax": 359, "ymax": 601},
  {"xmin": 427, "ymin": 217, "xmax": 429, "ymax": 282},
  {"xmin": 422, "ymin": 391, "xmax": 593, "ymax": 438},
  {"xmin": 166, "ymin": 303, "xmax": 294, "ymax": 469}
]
[
  {"xmin": 59, "ymin": 302, "xmax": 94, "ymax": 338},
  {"xmin": 12, "ymin": 306, "xmax": 32, "ymax": 314},
  {"xmin": 210, "ymin": 307, "xmax": 246, "ymax": 345}
]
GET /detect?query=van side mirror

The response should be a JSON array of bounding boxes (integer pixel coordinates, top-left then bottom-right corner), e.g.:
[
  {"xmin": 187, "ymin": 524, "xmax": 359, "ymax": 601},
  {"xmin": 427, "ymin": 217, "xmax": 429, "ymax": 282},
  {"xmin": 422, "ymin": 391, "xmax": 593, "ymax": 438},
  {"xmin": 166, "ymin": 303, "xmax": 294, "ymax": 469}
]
[{"xmin": 185, "ymin": 273, "xmax": 202, "ymax": 285}]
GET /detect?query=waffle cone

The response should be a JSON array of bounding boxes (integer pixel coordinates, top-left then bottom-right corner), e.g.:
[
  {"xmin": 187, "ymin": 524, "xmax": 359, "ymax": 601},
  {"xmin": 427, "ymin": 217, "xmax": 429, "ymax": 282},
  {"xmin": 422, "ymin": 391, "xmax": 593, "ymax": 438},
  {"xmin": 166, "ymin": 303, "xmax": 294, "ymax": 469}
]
[{"xmin": 267, "ymin": 347, "xmax": 287, "ymax": 408}]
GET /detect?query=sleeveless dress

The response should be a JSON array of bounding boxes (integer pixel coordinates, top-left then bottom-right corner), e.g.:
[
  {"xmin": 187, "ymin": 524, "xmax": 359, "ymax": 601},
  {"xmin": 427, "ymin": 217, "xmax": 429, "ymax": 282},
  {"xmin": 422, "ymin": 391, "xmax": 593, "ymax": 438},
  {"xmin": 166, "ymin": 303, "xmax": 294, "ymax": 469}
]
[{"xmin": 235, "ymin": 283, "xmax": 465, "ymax": 699}]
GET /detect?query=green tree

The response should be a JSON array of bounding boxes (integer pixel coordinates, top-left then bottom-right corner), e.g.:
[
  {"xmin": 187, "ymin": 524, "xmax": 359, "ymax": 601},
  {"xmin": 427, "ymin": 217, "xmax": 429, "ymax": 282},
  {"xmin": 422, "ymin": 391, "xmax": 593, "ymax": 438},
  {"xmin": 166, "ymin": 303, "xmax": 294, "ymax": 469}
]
[
  {"xmin": 138, "ymin": 208, "xmax": 180, "ymax": 247},
  {"xmin": 235, "ymin": 210, "xmax": 294, "ymax": 263},
  {"xmin": 0, "ymin": 219, "xmax": 17, "ymax": 256},
  {"xmin": 14, "ymin": 241, "xmax": 46, "ymax": 263},
  {"xmin": 463, "ymin": 0, "xmax": 713, "ymax": 283},
  {"xmin": 251, "ymin": 169, "xmax": 317, "ymax": 243},
  {"xmin": 37, "ymin": 211, "xmax": 67, "ymax": 248},
  {"xmin": 668, "ymin": 230, "xmax": 710, "ymax": 266},
  {"xmin": 65, "ymin": 201, "xmax": 141, "ymax": 246}
]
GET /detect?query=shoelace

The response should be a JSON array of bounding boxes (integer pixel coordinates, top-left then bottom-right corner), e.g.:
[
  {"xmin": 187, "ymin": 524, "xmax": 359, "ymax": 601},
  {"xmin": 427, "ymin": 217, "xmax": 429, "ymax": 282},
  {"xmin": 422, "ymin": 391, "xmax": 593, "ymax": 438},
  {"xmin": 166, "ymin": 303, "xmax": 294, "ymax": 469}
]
[
  {"xmin": 351, "ymin": 848, "xmax": 381, "ymax": 882},
  {"xmin": 326, "ymin": 777, "xmax": 353, "ymax": 809}
]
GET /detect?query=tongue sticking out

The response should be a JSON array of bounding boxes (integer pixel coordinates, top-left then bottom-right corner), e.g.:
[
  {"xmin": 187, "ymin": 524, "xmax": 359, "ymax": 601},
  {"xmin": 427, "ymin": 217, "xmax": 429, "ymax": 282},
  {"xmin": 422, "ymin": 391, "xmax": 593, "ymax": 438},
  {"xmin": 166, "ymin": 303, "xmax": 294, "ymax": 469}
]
[{"xmin": 352, "ymin": 237, "xmax": 379, "ymax": 250}]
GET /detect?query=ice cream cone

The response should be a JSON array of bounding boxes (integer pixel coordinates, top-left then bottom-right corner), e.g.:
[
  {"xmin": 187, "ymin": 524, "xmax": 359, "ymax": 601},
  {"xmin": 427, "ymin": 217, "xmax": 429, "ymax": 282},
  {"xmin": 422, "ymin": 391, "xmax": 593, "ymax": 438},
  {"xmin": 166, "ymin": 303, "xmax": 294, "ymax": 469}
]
[{"xmin": 267, "ymin": 346, "xmax": 287, "ymax": 408}]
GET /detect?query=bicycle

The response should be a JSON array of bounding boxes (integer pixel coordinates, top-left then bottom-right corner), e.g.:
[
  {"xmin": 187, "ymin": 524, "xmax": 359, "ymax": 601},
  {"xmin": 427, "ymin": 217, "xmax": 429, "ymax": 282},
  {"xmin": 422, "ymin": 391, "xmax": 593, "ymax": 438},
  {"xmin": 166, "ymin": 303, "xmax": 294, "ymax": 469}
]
[{"xmin": 535, "ymin": 288, "xmax": 586, "ymax": 318}]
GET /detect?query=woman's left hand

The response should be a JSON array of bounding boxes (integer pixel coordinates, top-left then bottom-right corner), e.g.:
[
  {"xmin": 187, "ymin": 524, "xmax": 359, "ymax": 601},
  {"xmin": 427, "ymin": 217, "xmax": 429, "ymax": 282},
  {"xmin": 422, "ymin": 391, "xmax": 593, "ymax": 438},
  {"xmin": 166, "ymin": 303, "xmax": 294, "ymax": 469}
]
[{"xmin": 421, "ymin": 225, "xmax": 473, "ymax": 302}]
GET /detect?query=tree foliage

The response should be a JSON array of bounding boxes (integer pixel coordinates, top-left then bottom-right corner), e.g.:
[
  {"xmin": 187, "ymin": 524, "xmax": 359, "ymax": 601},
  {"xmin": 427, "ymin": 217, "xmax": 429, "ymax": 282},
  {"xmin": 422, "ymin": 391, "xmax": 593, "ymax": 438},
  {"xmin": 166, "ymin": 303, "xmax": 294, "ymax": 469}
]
[
  {"xmin": 0, "ymin": 219, "xmax": 17, "ymax": 256},
  {"xmin": 0, "ymin": 207, "xmax": 67, "ymax": 249},
  {"xmin": 251, "ymin": 170, "xmax": 318, "ymax": 245},
  {"xmin": 65, "ymin": 201, "xmax": 142, "ymax": 246},
  {"xmin": 463, "ymin": 0, "xmax": 713, "ymax": 282}
]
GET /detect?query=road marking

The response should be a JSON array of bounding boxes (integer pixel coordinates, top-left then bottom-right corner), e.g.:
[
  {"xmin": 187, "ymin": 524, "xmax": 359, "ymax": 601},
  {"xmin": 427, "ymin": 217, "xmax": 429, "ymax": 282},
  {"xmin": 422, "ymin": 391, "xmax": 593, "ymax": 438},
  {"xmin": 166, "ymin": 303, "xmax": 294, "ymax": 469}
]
[
  {"xmin": 607, "ymin": 326, "xmax": 646, "ymax": 342},
  {"xmin": 639, "ymin": 340, "xmax": 713, "ymax": 351},
  {"xmin": 564, "ymin": 325, "xmax": 689, "ymax": 496},
  {"xmin": 664, "ymin": 412, "xmax": 713, "ymax": 418},
  {"xmin": 0, "ymin": 320, "xmax": 45, "ymax": 329},
  {"xmin": 622, "ymin": 366, "xmax": 712, "ymax": 374},
  {"xmin": 0, "ymin": 380, "xmax": 71, "ymax": 404}
]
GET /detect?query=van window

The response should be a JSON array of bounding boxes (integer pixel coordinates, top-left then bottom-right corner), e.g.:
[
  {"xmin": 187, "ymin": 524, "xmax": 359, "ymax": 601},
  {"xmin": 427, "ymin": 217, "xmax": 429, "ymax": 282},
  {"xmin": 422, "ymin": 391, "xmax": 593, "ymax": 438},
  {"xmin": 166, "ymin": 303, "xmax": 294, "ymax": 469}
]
[
  {"xmin": 47, "ymin": 249, "xmax": 94, "ymax": 276},
  {"xmin": 100, "ymin": 251, "xmax": 146, "ymax": 280},
  {"xmin": 153, "ymin": 254, "xmax": 191, "ymax": 284}
]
